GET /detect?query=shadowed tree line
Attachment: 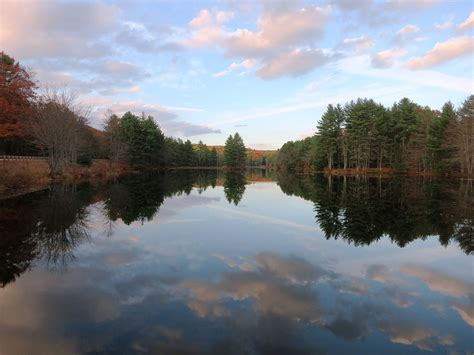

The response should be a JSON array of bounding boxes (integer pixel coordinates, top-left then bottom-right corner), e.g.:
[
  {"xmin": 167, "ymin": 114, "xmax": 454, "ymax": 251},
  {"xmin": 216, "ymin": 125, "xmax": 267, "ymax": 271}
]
[
  {"xmin": 277, "ymin": 97, "xmax": 473, "ymax": 175},
  {"xmin": 0, "ymin": 170, "xmax": 249, "ymax": 287},
  {"xmin": 277, "ymin": 172, "xmax": 473, "ymax": 254},
  {"xmin": 0, "ymin": 184, "xmax": 97, "ymax": 287}
]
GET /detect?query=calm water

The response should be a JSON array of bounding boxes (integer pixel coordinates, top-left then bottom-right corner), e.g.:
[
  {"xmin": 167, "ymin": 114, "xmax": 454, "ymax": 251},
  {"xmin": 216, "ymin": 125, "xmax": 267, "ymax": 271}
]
[{"xmin": 0, "ymin": 170, "xmax": 472, "ymax": 354}]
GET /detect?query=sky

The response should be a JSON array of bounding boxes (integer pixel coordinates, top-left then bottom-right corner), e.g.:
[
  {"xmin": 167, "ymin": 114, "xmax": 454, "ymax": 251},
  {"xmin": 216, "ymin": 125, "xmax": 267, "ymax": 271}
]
[{"xmin": 1, "ymin": 0, "xmax": 473, "ymax": 149}]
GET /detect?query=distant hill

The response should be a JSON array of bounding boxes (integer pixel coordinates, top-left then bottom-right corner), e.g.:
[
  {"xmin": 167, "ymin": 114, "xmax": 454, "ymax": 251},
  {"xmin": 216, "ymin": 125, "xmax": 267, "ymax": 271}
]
[
  {"xmin": 87, "ymin": 128, "xmax": 276, "ymax": 161},
  {"xmin": 202, "ymin": 145, "xmax": 277, "ymax": 161}
]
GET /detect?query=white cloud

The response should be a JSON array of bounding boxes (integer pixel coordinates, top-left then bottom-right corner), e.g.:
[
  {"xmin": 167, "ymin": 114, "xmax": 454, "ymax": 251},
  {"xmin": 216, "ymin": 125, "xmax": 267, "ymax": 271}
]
[
  {"xmin": 387, "ymin": 0, "xmax": 439, "ymax": 10},
  {"xmin": 185, "ymin": 5, "xmax": 332, "ymax": 79},
  {"xmin": 215, "ymin": 11, "xmax": 234, "ymax": 24},
  {"xmin": 189, "ymin": 9, "xmax": 213, "ymax": 28},
  {"xmin": 256, "ymin": 48, "xmax": 332, "ymax": 79},
  {"xmin": 458, "ymin": 11, "xmax": 474, "ymax": 31},
  {"xmin": 371, "ymin": 49, "xmax": 407, "ymax": 68},
  {"xmin": 404, "ymin": 36, "xmax": 474, "ymax": 69},
  {"xmin": 452, "ymin": 295, "xmax": 474, "ymax": 327},
  {"xmin": 0, "ymin": 1, "xmax": 120, "ymax": 59},
  {"xmin": 338, "ymin": 54, "xmax": 472, "ymax": 93},
  {"xmin": 223, "ymin": 5, "xmax": 330, "ymax": 57},
  {"xmin": 213, "ymin": 59, "xmax": 257, "ymax": 77},
  {"xmin": 397, "ymin": 24, "xmax": 420, "ymax": 35},
  {"xmin": 434, "ymin": 16, "xmax": 453, "ymax": 30},
  {"xmin": 394, "ymin": 24, "xmax": 421, "ymax": 43},
  {"xmin": 127, "ymin": 85, "xmax": 140, "ymax": 93},
  {"xmin": 81, "ymin": 98, "xmax": 218, "ymax": 136},
  {"xmin": 341, "ymin": 36, "xmax": 375, "ymax": 52},
  {"xmin": 400, "ymin": 264, "xmax": 474, "ymax": 298}
]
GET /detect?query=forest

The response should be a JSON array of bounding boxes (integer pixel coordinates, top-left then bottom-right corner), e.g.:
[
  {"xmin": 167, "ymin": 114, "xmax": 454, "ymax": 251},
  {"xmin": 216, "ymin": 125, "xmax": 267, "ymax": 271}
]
[
  {"xmin": 2, "ymin": 50, "xmax": 472, "ymax": 178},
  {"xmin": 276, "ymin": 97, "xmax": 473, "ymax": 175},
  {"xmin": 0, "ymin": 52, "xmax": 250, "ymax": 177}
]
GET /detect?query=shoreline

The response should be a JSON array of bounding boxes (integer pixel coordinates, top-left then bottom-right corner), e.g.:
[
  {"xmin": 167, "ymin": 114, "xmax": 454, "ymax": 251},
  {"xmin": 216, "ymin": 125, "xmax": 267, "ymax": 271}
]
[{"xmin": 2, "ymin": 161, "xmax": 471, "ymax": 200}]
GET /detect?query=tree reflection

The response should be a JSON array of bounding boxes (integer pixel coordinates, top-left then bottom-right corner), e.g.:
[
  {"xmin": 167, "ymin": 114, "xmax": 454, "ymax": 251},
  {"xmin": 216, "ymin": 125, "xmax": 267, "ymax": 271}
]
[
  {"xmin": 223, "ymin": 171, "xmax": 246, "ymax": 205},
  {"xmin": 103, "ymin": 170, "xmax": 218, "ymax": 225},
  {"xmin": 277, "ymin": 172, "xmax": 473, "ymax": 254},
  {"xmin": 0, "ymin": 184, "xmax": 95, "ymax": 286},
  {"xmin": 0, "ymin": 171, "xmax": 221, "ymax": 286},
  {"xmin": 34, "ymin": 185, "xmax": 93, "ymax": 265}
]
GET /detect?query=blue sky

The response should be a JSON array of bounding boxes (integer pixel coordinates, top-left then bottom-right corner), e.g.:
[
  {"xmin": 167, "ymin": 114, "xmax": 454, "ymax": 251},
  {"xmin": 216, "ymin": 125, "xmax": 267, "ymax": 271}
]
[{"xmin": 1, "ymin": 0, "xmax": 473, "ymax": 149}]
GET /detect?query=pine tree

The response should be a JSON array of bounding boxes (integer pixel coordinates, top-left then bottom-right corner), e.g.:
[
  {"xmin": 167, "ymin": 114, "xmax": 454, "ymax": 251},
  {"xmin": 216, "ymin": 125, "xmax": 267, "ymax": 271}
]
[{"xmin": 224, "ymin": 133, "xmax": 247, "ymax": 167}]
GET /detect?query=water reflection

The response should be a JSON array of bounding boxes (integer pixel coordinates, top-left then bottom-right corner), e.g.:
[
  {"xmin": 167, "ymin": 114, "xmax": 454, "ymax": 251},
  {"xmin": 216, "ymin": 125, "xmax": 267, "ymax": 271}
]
[
  {"xmin": 223, "ymin": 171, "xmax": 246, "ymax": 205},
  {"xmin": 0, "ymin": 184, "xmax": 95, "ymax": 286},
  {"xmin": 0, "ymin": 171, "xmax": 472, "ymax": 354},
  {"xmin": 277, "ymin": 173, "xmax": 473, "ymax": 254}
]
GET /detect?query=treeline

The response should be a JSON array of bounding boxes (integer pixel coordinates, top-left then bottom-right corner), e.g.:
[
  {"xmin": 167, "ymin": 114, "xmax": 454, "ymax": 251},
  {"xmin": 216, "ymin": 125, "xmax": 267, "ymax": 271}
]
[
  {"xmin": 0, "ymin": 52, "xmax": 251, "ymax": 176},
  {"xmin": 277, "ymin": 97, "xmax": 473, "ymax": 175},
  {"xmin": 104, "ymin": 113, "xmax": 251, "ymax": 169},
  {"xmin": 0, "ymin": 170, "xmax": 250, "ymax": 286},
  {"xmin": 103, "ymin": 112, "xmax": 220, "ymax": 168},
  {"xmin": 277, "ymin": 173, "xmax": 473, "ymax": 254}
]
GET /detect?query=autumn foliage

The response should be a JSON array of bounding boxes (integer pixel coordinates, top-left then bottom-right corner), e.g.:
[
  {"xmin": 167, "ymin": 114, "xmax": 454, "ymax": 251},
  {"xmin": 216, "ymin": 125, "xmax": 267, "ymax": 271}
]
[{"xmin": 0, "ymin": 52, "xmax": 36, "ymax": 139}]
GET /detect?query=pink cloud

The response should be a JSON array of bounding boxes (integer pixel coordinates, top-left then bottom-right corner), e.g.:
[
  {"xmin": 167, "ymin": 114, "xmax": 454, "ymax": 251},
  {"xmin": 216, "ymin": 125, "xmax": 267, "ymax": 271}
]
[
  {"xmin": 371, "ymin": 48, "xmax": 407, "ymax": 68},
  {"xmin": 256, "ymin": 48, "xmax": 332, "ymax": 79},
  {"xmin": 458, "ymin": 12, "xmax": 474, "ymax": 31},
  {"xmin": 404, "ymin": 36, "xmax": 474, "ymax": 70}
]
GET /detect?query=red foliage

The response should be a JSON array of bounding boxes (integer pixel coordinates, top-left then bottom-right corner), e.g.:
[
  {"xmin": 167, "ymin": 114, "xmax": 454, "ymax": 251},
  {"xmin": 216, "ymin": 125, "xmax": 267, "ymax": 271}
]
[{"xmin": 0, "ymin": 52, "xmax": 37, "ymax": 139}]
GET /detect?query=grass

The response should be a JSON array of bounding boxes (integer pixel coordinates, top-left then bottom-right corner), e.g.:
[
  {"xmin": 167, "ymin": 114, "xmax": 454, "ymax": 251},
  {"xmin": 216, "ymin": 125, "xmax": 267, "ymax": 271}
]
[{"xmin": 0, "ymin": 159, "xmax": 133, "ymax": 198}]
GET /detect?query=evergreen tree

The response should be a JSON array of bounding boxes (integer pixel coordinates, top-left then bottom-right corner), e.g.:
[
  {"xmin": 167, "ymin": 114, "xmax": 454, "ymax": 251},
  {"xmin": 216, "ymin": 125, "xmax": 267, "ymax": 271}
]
[
  {"xmin": 181, "ymin": 139, "xmax": 196, "ymax": 166},
  {"xmin": 224, "ymin": 133, "xmax": 247, "ymax": 168},
  {"xmin": 317, "ymin": 104, "xmax": 344, "ymax": 169},
  {"xmin": 119, "ymin": 112, "xmax": 165, "ymax": 167},
  {"xmin": 209, "ymin": 148, "xmax": 218, "ymax": 166},
  {"xmin": 196, "ymin": 140, "xmax": 210, "ymax": 166}
]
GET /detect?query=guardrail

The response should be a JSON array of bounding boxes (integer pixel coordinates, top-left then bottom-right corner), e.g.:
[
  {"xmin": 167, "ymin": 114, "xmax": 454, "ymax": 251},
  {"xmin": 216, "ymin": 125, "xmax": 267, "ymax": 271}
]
[{"xmin": 0, "ymin": 155, "xmax": 47, "ymax": 160}]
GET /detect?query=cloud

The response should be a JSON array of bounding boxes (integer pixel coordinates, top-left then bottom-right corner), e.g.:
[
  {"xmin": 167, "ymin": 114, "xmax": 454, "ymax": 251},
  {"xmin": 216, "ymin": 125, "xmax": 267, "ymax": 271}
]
[
  {"xmin": 452, "ymin": 294, "xmax": 474, "ymax": 326},
  {"xmin": 100, "ymin": 61, "xmax": 144, "ymax": 79},
  {"xmin": 371, "ymin": 48, "xmax": 407, "ymax": 68},
  {"xmin": 186, "ymin": 5, "xmax": 332, "ymax": 79},
  {"xmin": 400, "ymin": 264, "xmax": 474, "ymax": 298},
  {"xmin": 213, "ymin": 59, "xmax": 257, "ymax": 77},
  {"xmin": 337, "ymin": 54, "xmax": 472, "ymax": 93},
  {"xmin": 114, "ymin": 21, "xmax": 184, "ymax": 53},
  {"xmin": 185, "ymin": 9, "xmax": 233, "ymax": 48},
  {"xmin": 340, "ymin": 36, "xmax": 375, "ymax": 52},
  {"xmin": 0, "ymin": 1, "xmax": 120, "ymax": 59},
  {"xmin": 394, "ymin": 24, "xmax": 422, "ymax": 43},
  {"xmin": 182, "ymin": 253, "xmax": 330, "ymax": 321},
  {"xmin": 434, "ymin": 16, "xmax": 454, "ymax": 30},
  {"xmin": 128, "ymin": 85, "xmax": 140, "ymax": 93},
  {"xmin": 386, "ymin": 0, "xmax": 439, "ymax": 10},
  {"xmin": 366, "ymin": 264, "xmax": 402, "ymax": 285},
  {"xmin": 397, "ymin": 24, "xmax": 420, "ymax": 36},
  {"xmin": 332, "ymin": 0, "xmax": 373, "ymax": 12},
  {"xmin": 256, "ymin": 48, "xmax": 333, "ymax": 79},
  {"xmin": 404, "ymin": 36, "xmax": 474, "ymax": 69},
  {"xmin": 223, "ymin": 5, "xmax": 330, "ymax": 57},
  {"xmin": 378, "ymin": 319, "xmax": 435, "ymax": 351},
  {"xmin": 458, "ymin": 12, "xmax": 474, "ymax": 31},
  {"xmin": 84, "ymin": 99, "xmax": 220, "ymax": 137}
]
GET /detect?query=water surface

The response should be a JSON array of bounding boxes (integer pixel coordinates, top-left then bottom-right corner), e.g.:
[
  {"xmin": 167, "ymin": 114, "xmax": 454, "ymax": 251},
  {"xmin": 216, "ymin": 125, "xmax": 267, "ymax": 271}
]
[{"xmin": 0, "ymin": 171, "xmax": 472, "ymax": 354}]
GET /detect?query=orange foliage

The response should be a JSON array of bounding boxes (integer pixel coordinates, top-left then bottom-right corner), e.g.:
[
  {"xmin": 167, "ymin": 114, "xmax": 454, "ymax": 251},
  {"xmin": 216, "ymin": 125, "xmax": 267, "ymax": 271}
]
[{"xmin": 0, "ymin": 52, "xmax": 37, "ymax": 139}]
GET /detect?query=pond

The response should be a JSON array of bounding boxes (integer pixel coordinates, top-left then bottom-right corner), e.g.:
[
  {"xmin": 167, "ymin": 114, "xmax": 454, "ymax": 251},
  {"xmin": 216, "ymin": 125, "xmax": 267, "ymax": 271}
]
[{"xmin": 0, "ymin": 170, "xmax": 472, "ymax": 354}]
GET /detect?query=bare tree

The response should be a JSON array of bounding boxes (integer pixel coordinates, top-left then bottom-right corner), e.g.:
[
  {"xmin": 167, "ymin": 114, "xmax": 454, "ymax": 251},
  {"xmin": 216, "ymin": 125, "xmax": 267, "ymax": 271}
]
[
  {"xmin": 28, "ymin": 88, "xmax": 89, "ymax": 176},
  {"xmin": 444, "ymin": 95, "xmax": 474, "ymax": 176}
]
